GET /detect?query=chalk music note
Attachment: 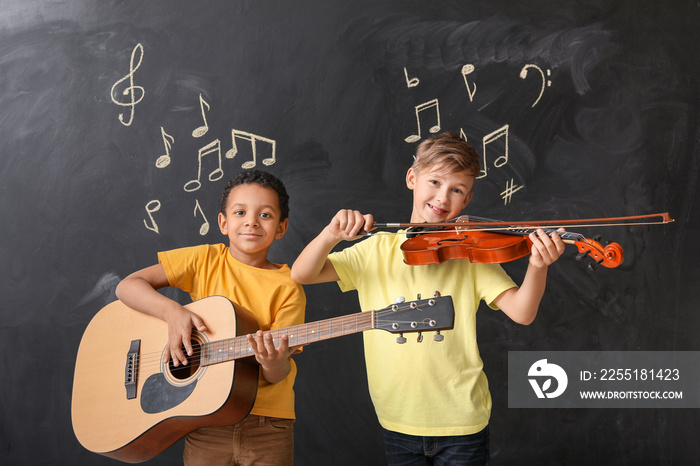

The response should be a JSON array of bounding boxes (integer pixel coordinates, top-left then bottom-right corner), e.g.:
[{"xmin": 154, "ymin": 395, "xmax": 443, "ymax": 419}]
[
  {"xmin": 143, "ymin": 200, "xmax": 161, "ymax": 234},
  {"xmin": 478, "ymin": 124, "xmax": 509, "ymax": 179},
  {"xmin": 184, "ymin": 139, "xmax": 224, "ymax": 192},
  {"xmin": 405, "ymin": 99, "xmax": 441, "ymax": 143},
  {"xmin": 519, "ymin": 64, "xmax": 551, "ymax": 108},
  {"xmin": 461, "ymin": 64, "xmax": 476, "ymax": 102},
  {"xmin": 155, "ymin": 127, "xmax": 175, "ymax": 168},
  {"xmin": 110, "ymin": 43, "xmax": 145, "ymax": 127},
  {"xmin": 225, "ymin": 130, "xmax": 276, "ymax": 169},
  {"xmin": 500, "ymin": 178, "xmax": 524, "ymax": 205},
  {"xmin": 404, "ymin": 67, "xmax": 420, "ymax": 88},
  {"xmin": 193, "ymin": 199, "xmax": 210, "ymax": 235},
  {"xmin": 459, "ymin": 128, "xmax": 469, "ymax": 141},
  {"xmin": 192, "ymin": 94, "xmax": 210, "ymax": 138}
]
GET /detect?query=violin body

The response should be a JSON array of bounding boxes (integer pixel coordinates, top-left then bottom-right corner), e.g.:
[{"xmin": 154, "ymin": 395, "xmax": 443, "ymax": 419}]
[
  {"xmin": 401, "ymin": 230, "xmax": 533, "ymax": 265},
  {"xmin": 400, "ymin": 227, "xmax": 625, "ymax": 269}
]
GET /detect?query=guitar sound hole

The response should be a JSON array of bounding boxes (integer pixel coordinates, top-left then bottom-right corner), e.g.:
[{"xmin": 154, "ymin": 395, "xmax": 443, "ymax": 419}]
[{"xmin": 168, "ymin": 340, "xmax": 201, "ymax": 380}]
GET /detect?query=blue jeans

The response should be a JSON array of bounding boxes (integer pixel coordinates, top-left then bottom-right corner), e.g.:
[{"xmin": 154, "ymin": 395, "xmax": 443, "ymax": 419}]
[{"xmin": 383, "ymin": 426, "xmax": 490, "ymax": 466}]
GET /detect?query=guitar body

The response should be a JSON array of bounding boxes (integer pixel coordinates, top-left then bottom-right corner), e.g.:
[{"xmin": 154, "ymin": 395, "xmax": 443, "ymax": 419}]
[{"xmin": 71, "ymin": 296, "xmax": 260, "ymax": 463}]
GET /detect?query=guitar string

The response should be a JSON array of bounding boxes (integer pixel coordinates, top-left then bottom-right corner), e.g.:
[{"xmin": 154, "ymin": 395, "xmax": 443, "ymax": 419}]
[
  {"xmin": 135, "ymin": 304, "xmax": 438, "ymax": 372},
  {"xmin": 129, "ymin": 302, "xmax": 448, "ymax": 375}
]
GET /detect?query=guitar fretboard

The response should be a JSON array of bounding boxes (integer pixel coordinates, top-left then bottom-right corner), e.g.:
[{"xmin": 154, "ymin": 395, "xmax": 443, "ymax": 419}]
[{"xmin": 200, "ymin": 311, "xmax": 375, "ymax": 366}]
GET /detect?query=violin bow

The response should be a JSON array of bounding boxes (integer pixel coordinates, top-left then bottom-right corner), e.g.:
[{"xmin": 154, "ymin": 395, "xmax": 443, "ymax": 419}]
[{"xmin": 373, "ymin": 212, "xmax": 674, "ymax": 232}]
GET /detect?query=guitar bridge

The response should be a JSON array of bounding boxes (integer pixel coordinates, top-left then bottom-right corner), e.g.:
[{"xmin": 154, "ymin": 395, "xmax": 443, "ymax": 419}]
[{"xmin": 124, "ymin": 339, "xmax": 140, "ymax": 400}]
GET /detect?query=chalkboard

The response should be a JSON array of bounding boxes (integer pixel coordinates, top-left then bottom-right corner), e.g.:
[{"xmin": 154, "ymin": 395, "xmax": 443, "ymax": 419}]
[{"xmin": 1, "ymin": 1, "xmax": 698, "ymax": 464}]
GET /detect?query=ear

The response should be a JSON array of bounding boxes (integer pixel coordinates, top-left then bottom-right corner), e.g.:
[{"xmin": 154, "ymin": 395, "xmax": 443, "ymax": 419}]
[
  {"xmin": 463, "ymin": 191, "xmax": 474, "ymax": 208},
  {"xmin": 276, "ymin": 218, "xmax": 289, "ymax": 239},
  {"xmin": 218, "ymin": 212, "xmax": 227, "ymax": 235},
  {"xmin": 406, "ymin": 168, "xmax": 417, "ymax": 190}
]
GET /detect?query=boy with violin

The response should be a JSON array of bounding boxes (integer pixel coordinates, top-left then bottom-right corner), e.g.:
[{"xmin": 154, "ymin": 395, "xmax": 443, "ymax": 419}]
[{"xmin": 291, "ymin": 132, "xmax": 565, "ymax": 465}]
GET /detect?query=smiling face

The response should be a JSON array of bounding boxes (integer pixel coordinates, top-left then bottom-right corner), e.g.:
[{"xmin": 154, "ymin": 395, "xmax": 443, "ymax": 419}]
[
  {"xmin": 406, "ymin": 164, "xmax": 475, "ymax": 224},
  {"xmin": 218, "ymin": 183, "xmax": 288, "ymax": 268}
]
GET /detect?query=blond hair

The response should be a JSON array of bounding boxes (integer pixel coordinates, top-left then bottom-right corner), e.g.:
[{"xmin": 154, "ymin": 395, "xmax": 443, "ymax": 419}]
[{"xmin": 411, "ymin": 132, "xmax": 481, "ymax": 177}]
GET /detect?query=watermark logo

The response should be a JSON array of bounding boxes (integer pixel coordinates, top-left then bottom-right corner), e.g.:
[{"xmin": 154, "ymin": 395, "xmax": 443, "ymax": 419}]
[{"xmin": 528, "ymin": 359, "xmax": 568, "ymax": 398}]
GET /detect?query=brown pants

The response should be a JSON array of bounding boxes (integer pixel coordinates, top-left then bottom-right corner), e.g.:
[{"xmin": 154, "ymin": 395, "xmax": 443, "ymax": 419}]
[{"xmin": 183, "ymin": 415, "xmax": 294, "ymax": 466}]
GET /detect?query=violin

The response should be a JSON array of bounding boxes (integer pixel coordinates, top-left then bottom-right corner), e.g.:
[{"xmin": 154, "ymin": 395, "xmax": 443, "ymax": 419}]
[{"xmin": 373, "ymin": 212, "xmax": 673, "ymax": 271}]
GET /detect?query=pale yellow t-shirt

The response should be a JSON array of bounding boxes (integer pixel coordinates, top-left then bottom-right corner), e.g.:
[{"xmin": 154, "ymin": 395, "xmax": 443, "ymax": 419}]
[
  {"xmin": 329, "ymin": 233, "xmax": 515, "ymax": 436},
  {"xmin": 159, "ymin": 243, "xmax": 306, "ymax": 419}
]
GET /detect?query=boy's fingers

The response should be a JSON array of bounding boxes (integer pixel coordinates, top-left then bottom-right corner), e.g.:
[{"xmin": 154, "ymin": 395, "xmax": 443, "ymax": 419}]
[
  {"xmin": 350, "ymin": 211, "xmax": 367, "ymax": 236},
  {"xmin": 277, "ymin": 334, "xmax": 290, "ymax": 353},
  {"xmin": 193, "ymin": 315, "xmax": 208, "ymax": 332},
  {"xmin": 169, "ymin": 345, "xmax": 187, "ymax": 366},
  {"xmin": 363, "ymin": 214, "xmax": 375, "ymax": 232}
]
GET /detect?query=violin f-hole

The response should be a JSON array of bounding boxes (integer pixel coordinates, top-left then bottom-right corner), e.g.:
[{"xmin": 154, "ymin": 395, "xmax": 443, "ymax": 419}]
[{"xmin": 436, "ymin": 234, "xmax": 469, "ymax": 246}]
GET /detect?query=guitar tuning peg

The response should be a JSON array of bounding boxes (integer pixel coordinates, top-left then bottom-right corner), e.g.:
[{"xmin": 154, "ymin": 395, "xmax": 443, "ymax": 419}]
[
  {"xmin": 433, "ymin": 291, "xmax": 441, "ymax": 297},
  {"xmin": 416, "ymin": 293, "xmax": 421, "ymax": 300},
  {"xmin": 433, "ymin": 331, "xmax": 444, "ymax": 342},
  {"xmin": 395, "ymin": 296, "xmax": 406, "ymax": 304},
  {"xmin": 396, "ymin": 333, "xmax": 406, "ymax": 344},
  {"xmin": 417, "ymin": 332, "xmax": 423, "ymax": 343}
]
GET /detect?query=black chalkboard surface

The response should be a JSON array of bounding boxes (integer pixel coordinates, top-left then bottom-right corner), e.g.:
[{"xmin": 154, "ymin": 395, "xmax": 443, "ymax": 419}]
[{"xmin": 1, "ymin": 1, "xmax": 698, "ymax": 464}]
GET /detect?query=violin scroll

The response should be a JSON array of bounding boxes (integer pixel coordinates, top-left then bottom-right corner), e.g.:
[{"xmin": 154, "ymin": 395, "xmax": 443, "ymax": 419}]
[{"xmin": 573, "ymin": 238, "xmax": 624, "ymax": 270}]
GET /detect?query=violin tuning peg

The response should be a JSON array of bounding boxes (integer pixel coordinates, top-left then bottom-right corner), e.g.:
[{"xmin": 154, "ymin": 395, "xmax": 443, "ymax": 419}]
[
  {"xmin": 587, "ymin": 260, "xmax": 601, "ymax": 272},
  {"xmin": 593, "ymin": 235, "xmax": 602, "ymax": 242},
  {"xmin": 576, "ymin": 251, "xmax": 590, "ymax": 262}
]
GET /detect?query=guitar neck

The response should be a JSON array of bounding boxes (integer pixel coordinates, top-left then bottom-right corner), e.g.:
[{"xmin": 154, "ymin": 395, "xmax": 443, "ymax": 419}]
[{"xmin": 200, "ymin": 311, "xmax": 375, "ymax": 366}]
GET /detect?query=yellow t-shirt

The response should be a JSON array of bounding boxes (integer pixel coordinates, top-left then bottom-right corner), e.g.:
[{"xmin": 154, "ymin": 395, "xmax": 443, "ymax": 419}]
[
  {"xmin": 329, "ymin": 233, "xmax": 516, "ymax": 436},
  {"xmin": 158, "ymin": 243, "xmax": 306, "ymax": 419}
]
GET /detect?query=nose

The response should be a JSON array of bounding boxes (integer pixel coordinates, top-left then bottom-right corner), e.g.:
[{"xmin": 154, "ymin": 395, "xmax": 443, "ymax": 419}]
[
  {"xmin": 244, "ymin": 214, "xmax": 259, "ymax": 227},
  {"xmin": 435, "ymin": 187, "xmax": 449, "ymax": 204}
]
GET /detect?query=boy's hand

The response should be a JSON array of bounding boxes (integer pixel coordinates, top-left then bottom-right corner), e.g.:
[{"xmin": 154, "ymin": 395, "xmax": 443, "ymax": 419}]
[
  {"xmin": 165, "ymin": 306, "xmax": 208, "ymax": 366},
  {"xmin": 326, "ymin": 209, "xmax": 374, "ymax": 242},
  {"xmin": 290, "ymin": 209, "xmax": 372, "ymax": 285},
  {"xmin": 247, "ymin": 330, "xmax": 300, "ymax": 384},
  {"xmin": 528, "ymin": 228, "xmax": 566, "ymax": 268}
]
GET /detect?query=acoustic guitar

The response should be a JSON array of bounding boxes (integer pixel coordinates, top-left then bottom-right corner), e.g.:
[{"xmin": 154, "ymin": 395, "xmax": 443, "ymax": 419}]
[{"xmin": 71, "ymin": 294, "xmax": 454, "ymax": 463}]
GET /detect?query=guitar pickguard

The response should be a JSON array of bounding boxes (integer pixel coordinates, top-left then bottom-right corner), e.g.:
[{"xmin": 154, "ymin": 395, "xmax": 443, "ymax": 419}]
[{"xmin": 141, "ymin": 373, "xmax": 197, "ymax": 414}]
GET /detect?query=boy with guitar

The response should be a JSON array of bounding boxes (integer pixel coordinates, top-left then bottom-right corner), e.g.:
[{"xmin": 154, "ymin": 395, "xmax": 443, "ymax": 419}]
[
  {"xmin": 291, "ymin": 132, "xmax": 565, "ymax": 465},
  {"xmin": 116, "ymin": 170, "xmax": 305, "ymax": 465}
]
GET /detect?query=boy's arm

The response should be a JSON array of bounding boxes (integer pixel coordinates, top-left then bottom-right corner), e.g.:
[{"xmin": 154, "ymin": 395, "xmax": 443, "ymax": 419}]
[
  {"xmin": 291, "ymin": 209, "xmax": 374, "ymax": 284},
  {"xmin": 247, "ymin": 286, "xmax": 306, "ymax": 384},
  {"xmin": 115, "ymin": 264, "xmax": 207, "ymax": 366},
  {"xmin": 493, "ymin": 228, "xmax": 566, "ymax": 325}
]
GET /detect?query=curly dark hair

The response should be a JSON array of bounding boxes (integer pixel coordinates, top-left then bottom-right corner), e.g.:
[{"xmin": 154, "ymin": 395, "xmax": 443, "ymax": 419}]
[{"xmin": 219, "ymin": 170, "xmax": 289, "ymax": 220}]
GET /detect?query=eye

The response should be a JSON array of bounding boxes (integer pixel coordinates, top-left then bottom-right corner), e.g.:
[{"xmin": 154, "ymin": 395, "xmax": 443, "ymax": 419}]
[
  {"xmin": 260, "ymin": 212, "xmax": 272, "ymax": 219},
  {"xmin": 233, "ymin": 210, "xmax": 245, "ymax": 216}
]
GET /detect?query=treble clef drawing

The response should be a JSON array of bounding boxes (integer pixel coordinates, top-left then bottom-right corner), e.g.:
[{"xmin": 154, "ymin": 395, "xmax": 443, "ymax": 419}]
[{"xmin": 110, "ymin": 43, "xmax": 145, "ymax": 127}]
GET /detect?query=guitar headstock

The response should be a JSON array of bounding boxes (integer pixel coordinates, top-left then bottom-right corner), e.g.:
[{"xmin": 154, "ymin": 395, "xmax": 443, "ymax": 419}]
[{"xmin": 374, "ymin": 293, "xmax": 454, "ymax": 343}]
